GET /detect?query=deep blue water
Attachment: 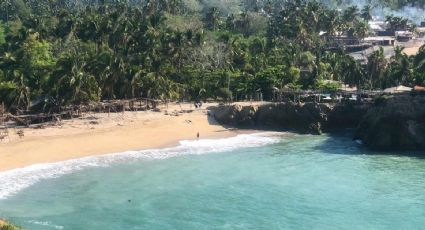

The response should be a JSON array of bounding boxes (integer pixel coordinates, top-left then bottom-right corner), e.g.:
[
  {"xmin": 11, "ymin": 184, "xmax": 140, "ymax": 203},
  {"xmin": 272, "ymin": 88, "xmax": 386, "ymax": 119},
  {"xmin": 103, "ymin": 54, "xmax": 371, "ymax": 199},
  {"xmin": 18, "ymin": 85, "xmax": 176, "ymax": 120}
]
[{"xmin": 1, "ymin": 132, "xmax": 425, "ymax": 229}]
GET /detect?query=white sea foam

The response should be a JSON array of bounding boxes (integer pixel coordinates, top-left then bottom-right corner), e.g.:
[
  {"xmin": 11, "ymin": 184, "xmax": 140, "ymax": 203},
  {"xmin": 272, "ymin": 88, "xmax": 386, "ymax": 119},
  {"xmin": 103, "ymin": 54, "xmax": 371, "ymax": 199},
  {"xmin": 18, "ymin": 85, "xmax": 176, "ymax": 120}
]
[
  {"xmin": 27, "ymin": 220, "xmax": 64, "ymax": 229},
  {"xmin": 0, "ymin": 132, "xmax": 283, "ymax": 200}
]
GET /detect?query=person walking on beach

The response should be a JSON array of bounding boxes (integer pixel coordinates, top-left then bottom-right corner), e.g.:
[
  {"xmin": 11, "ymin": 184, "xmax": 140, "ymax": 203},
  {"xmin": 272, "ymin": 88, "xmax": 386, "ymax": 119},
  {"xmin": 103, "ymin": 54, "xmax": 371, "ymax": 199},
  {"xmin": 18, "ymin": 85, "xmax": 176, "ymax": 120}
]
[{"xmin": 197, "ymin": 132, "xmax": 200, "ymax": 139}]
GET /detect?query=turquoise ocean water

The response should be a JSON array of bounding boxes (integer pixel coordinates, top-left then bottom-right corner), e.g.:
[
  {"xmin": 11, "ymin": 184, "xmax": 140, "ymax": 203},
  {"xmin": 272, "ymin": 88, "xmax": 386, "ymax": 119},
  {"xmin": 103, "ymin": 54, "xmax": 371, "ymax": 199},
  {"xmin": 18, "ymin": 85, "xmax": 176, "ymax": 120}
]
[{"xmin": 1, "ymin": 132, "xmax": 425, "ymax": 229}]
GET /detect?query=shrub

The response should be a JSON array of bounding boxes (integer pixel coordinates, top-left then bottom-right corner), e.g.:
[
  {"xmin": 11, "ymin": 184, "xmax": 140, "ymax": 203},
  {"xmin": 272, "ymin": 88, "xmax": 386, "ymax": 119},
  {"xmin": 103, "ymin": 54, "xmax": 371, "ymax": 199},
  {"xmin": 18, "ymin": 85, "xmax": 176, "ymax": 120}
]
[
  {"xmin": 374, "ymin": 94, "xmax": 393, "ymax": 106},
  {"xmin": 217, "ymin": 88, "xmax": 233, "ymax": 103}
]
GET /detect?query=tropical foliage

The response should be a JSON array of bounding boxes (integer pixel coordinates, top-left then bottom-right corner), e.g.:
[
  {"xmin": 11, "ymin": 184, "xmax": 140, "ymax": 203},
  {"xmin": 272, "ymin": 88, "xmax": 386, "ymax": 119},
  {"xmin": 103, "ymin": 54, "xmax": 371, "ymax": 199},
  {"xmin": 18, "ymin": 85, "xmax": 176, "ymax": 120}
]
[{"xmin": 0, "ymin": 0, "xmax": 424, "ymax": 113}]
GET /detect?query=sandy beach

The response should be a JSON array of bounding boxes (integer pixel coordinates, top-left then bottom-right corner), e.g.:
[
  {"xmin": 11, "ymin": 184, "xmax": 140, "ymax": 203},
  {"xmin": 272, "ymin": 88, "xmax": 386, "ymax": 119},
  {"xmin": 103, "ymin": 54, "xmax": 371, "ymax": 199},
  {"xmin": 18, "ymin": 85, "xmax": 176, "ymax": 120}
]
[{"xmin": 0, "ymin": 103, "xmax": 242, "ymax": 172}]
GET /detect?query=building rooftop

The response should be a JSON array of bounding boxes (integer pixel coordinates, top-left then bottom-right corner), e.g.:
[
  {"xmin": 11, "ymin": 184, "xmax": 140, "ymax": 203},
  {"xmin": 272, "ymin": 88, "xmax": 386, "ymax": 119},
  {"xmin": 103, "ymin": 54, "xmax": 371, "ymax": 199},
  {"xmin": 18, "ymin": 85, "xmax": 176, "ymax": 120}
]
[{"xmin": 364, "ymin": 36, "xmax": 395, "ymax": 41}]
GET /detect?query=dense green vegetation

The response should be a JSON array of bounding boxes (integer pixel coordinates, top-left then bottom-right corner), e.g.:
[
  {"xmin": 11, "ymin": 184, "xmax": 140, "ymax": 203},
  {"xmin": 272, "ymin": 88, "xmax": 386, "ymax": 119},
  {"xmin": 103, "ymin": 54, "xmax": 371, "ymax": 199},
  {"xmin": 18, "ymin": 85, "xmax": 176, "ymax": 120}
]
[{"xmin": 0, "ymin": 0, "xmax": 425, "ymax": 113}]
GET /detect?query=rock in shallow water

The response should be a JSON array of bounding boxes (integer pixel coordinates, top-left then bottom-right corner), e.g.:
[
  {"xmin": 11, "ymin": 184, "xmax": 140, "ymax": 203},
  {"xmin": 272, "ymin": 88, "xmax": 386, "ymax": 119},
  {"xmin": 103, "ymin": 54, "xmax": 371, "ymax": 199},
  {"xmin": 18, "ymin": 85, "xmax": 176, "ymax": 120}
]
[
  {"xmin": 354, "ymin": 94, "xmax": 425, "ymax": 151},
  {"xmin": 212, "ymin": 96, "xmax": 425, "ymax": 151}
]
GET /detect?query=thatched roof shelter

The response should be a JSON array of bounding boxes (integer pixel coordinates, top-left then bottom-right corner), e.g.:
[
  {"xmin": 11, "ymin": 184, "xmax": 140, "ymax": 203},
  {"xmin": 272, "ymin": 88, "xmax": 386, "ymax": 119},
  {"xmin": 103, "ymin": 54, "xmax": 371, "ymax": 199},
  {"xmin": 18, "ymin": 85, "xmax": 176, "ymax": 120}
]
[{"xmin": 384, "ymin": 85, "xmax": 413, "ymax": 93}]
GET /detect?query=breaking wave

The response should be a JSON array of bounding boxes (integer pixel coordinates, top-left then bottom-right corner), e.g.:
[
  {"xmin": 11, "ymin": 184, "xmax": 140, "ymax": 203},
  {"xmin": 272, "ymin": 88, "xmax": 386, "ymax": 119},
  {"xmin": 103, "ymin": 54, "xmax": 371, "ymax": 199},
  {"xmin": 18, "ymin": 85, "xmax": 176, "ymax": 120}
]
[{"xmin": 0, "ymin": 132, "xmax": 284, "ymax": 200}]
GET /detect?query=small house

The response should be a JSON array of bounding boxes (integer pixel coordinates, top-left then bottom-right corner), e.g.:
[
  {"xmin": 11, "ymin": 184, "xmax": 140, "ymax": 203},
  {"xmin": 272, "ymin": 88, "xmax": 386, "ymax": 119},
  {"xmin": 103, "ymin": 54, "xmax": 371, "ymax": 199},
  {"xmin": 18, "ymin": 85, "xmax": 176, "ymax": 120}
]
[
  {"xmin": 395, "ymin": 31, "xmax": 414, "ymax": 42},
  {"xmin": 377, "ymin": 30, "xmax": 396, "ymax": 37},
  {"xmin": 364, "ymin": 36, "xmax": 395, "ymax": 46}
]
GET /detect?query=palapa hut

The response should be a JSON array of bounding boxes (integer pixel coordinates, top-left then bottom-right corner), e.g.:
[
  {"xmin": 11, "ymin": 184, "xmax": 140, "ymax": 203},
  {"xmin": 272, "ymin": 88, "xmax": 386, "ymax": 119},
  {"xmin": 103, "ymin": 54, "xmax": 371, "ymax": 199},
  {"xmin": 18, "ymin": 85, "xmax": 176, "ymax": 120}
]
[
  {"xmin": 414, "ymin": 85, "xmax": 425, "ymax": 91},
  {"xmin": 383, "ymin": 85, "xmax": 413, "ymax": 94}
]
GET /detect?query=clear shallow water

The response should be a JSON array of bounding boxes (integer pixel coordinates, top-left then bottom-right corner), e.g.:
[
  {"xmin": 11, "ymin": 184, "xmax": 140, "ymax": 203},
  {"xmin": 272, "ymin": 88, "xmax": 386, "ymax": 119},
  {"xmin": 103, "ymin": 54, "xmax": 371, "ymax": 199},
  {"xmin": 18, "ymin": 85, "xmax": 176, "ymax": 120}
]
[{"xmin": 1, "ymin": 132, "xmax": 425, "ymax": 229}]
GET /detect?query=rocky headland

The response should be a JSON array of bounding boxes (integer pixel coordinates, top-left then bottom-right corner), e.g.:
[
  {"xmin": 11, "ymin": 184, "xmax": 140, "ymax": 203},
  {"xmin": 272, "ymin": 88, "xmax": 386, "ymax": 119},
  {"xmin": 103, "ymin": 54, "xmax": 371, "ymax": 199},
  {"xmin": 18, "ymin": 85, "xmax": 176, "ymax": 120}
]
[
  {"xmin": 212, "ymin": 102, "xmax": 370, "ymax": 134},
  {"xmin": 354, "ymin": 93, "xmax": 425, "ymax": 151},
  {"xmin": 211, "ymin": 93, "xmax": 425, "ymax": 151}
]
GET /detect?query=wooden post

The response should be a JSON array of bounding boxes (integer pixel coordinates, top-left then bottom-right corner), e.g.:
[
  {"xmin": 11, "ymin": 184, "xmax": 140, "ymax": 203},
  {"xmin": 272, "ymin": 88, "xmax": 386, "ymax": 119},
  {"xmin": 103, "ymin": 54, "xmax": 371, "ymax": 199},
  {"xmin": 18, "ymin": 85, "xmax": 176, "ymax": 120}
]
[{"xmin": 0, "ymin": 103, "xmax": 4, "ymax": 128}]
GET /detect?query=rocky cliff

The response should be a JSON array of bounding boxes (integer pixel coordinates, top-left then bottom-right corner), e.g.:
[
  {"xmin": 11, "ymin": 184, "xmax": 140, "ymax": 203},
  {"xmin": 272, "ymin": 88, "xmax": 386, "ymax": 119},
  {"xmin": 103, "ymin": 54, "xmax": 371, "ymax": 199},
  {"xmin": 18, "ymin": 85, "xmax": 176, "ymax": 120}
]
[
  {"xmin": 212, "ymin": 94, "xmax": 425, "ymax": 151},
  {"xmin": 211, "ymin": 102, "xmax": 370, "ymax": 135},
  {"xmin": 354, "ymin": 94, "xmax": 425, "ymax": 151}
]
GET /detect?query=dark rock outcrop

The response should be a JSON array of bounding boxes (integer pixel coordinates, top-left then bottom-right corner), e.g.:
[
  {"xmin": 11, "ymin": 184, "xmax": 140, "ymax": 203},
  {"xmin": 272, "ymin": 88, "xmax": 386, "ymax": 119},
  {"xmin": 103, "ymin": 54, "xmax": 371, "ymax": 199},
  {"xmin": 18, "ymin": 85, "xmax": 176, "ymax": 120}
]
[
  {"xmin": 354, "ymin": 94, "xmax": 425, "ymax": 151},
  {"xmin": 212, "ymin": 94, "xmax": 425, "ymax": 151},
  {"xmin": 211, "ymin": 102, "xmax": 369, "ymax": 135},
  {"xmin": 254, "ymin": 103, "xmax": 331, "ymax": 134}
]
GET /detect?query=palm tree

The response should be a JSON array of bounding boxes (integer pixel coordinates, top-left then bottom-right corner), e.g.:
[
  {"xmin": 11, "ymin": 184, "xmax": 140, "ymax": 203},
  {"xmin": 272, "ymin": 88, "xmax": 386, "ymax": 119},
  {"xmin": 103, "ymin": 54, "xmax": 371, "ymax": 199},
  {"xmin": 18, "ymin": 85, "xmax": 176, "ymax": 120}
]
[
  {"xmin": 343, "ymin": 5, "xmax": 359, "ymax": 25},
  {"xmin": 205, "ymin": 7, "xmax": 221, "ymax": 31},
  {"xmin": 9, "ymin": 70, "xmax": 30, "ymax": 111},
  {"xmin": 238, "ymin": 12, "xmax": 252, "ymax": 37},
  {"xmin": 353, "ymin": 20, "xmax": 369, "ymax": 40},
  {"xmin": 323, "ymin": 10, "xmax": 341, "ymax": 36},
  {"xmin": 168, "ymin": 0, "xmax": 184, "ymax": 14},
  {"xmin": 386, "ymin": 16, "xmax": 409, "ymax": 31},
  {"xmin": 386, "ymin": 46, "xmax": 413, "ymax": 87},
  {"xmin": 51, "ymin": 51, "xmax": 100, "ymax": 105},
  {"xmin": 367, "ymin": 47, "xmax": 387, "ymax": 89},
  {"xmin": 413, "ymin": 45, "xmax": 425, "ymax": 85},
  {"xmin": 305, "ymin": 0, "xmax": 322, "ymax": 33},
  {"xmin": 341, "ymin": 55, "xmax": 365, "ymax": 88},
  {"xmin": 360, "ymin": 5, "xmax": 373, "ymax": 22},
  {"xmin": 1, "ymin": 0, "xmax": 11, "ymax": 22}
]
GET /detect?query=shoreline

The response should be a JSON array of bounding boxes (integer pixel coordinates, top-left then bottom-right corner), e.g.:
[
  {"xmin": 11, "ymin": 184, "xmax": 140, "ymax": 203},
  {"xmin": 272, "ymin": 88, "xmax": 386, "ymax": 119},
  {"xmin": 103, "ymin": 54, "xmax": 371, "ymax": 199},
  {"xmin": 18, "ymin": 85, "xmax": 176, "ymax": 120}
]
[{"xmin": 0, "ymin": 103, "xmax": 249, "ymax": 173}]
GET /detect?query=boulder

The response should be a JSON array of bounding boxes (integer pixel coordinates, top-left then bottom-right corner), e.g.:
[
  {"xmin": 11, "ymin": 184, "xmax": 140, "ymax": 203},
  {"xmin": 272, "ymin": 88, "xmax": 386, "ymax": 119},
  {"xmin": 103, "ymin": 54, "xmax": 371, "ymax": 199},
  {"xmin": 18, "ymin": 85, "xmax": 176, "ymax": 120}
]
[
  {"xmin": 239, "ymin": 105, "xmax": 258, "ymax": 126},
  {"xmin": 212, "ymin": 104, "xmax": 243, "ymax": 126}
]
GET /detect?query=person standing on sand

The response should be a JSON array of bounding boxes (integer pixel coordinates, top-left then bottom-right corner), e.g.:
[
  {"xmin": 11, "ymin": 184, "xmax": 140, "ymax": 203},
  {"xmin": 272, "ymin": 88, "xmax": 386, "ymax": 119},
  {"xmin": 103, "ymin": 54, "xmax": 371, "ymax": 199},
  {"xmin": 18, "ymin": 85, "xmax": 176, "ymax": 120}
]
[{"xmin": 197, "ymin": 132, "xmax": 200, "ymax": 139}]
